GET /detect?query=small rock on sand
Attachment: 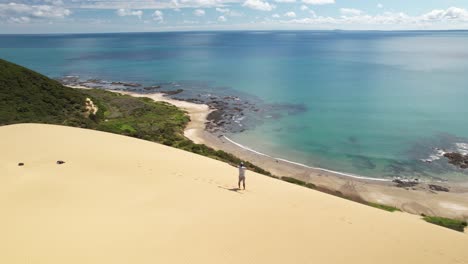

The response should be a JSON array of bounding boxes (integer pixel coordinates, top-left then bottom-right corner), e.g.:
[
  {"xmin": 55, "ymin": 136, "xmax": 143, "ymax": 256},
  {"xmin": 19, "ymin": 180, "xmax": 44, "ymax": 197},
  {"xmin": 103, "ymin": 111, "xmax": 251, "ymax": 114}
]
[{"xmin": 428, "ymin": 184, "xmax": 450, "ymax": 192}]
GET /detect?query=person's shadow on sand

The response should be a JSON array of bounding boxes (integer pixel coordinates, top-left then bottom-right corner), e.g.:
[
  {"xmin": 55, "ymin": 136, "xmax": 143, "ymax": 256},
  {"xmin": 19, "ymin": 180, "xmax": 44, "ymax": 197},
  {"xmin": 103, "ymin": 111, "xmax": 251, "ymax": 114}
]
[{"xmin": 218, "ymin": 186, "xmax": 243, "ymax": 194}]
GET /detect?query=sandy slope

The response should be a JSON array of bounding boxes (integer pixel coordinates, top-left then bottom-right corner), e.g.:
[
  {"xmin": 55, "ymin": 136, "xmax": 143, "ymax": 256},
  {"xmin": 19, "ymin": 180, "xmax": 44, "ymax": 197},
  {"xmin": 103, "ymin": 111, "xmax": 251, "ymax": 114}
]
[{"xmin": 0, "ymin": 124, "xmax": 467, "ymax": 264}]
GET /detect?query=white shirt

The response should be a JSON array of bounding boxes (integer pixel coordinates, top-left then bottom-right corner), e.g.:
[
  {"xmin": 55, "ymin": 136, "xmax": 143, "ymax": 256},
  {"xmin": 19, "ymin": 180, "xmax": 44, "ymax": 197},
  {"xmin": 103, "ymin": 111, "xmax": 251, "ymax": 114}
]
[{"xmin": 239, "ymin": 166, "xmax": 246, "ymax": 178}]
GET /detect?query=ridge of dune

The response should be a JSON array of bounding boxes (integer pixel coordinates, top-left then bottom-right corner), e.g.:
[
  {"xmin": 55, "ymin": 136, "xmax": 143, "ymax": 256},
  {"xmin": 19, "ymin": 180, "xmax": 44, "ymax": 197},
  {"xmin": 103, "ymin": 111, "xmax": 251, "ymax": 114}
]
[{"xmin": 1, "ymin": 124, "xmax": 467, "ymax": 264}]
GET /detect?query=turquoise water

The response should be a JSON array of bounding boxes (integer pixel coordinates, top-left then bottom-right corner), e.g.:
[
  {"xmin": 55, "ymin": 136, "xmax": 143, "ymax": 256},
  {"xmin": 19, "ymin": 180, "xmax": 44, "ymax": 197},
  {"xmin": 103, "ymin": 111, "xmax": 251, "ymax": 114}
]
[{"xmin": 1, "ymin": 31, "xmax": 468, "ymax": 180}]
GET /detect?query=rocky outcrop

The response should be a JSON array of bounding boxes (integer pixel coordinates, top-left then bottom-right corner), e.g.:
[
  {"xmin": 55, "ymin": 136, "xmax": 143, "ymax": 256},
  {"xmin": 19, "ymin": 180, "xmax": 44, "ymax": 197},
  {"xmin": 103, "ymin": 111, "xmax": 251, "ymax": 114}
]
[
  {"xmin": 111, "ymin": 81, "xmax": 141, "ymax": 87},
  {"xmin": 160, "ymin": 89, "xmax": 184, "ymax": 95},
  {"xmin": 428, "ymin": 184, "xmax": 450, "ymax": 192},
  {"xmin": 443, "ymin": 152, "xmax": 468, "ymax": 169},
  {"xmin": 144, "ymin": 85, "xmax": 161, "ymax": 90},
  {"xmin": 392, "ymin": 179, "xmax": 419, "ymax": 188}
]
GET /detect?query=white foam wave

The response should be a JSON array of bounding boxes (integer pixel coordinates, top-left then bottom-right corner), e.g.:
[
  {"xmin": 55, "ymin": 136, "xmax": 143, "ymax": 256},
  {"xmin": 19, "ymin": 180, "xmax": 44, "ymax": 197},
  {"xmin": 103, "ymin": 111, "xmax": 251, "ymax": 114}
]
[
  {"xmin": 455, "ymin": 143, "xmax": 468, "ymax": 155},
  {"xmin": 420, "ymin": 148, "xmax": 446, "ymax": 163},
  {"xmin": 222, "ymin": 136, "xmax": 272, "ymax": 158},
  {"xmin": 222, "ymin": 136, "xmax": 391, "ymax": 182}
]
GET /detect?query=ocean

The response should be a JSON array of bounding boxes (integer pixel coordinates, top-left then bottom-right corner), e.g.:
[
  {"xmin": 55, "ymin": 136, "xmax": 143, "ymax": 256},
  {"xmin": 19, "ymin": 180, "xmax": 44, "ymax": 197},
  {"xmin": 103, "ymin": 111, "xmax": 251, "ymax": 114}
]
[{"xmin": 2, "ymin": 30, "xmax": 468, "ymax": 181}]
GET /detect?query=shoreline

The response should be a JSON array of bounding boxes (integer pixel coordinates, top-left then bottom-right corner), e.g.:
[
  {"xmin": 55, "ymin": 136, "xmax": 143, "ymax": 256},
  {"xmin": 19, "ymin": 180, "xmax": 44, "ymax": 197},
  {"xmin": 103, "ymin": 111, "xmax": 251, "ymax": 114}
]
[
  {"xmin": 118, "ymin": 90, "xmax": 393, "ymax": 182},
  {"xmin": 222, "ymin": 135, "xmax": 392, "ymax": 182},
  {"xmin": 72, "ymin": 87, "xmax": 468, "ymax": 220}
]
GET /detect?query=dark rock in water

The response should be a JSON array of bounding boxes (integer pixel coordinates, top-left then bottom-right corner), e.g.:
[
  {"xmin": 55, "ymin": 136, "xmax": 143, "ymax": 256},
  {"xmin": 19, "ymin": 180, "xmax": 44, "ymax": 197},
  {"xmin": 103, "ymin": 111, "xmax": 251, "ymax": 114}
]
[
  {"xmin": 392, "ymin": 179, "xmax": 419, "ymax": 188},
  {"xmin": 428, "ymin": 184, "xmax": 450, "ymax": 192},
  {"xmin": 18, "ymin": 162, "xmax": 24, "ymax": 166},
  {"xmin": 444, "ymin": 152, "xmax": 468, "ymax": 169},
  {"xmin": 207, "ymin": 110, "xmax": 224, "ymax": 123},
  {"xmin": 111, "ymin": 81, "xmax": 141, "ymax": 87},
  {"xmin": 87, "ymin": 79, "xmax": 102, "ymax": 83},
  {"xmin": 143, "ymin": 85, "xmax": 161, "ymax": 90},
  {"xmin": 56, "ymin": 160, "xmax": 65, "ymax": 165},
  {"xmin": 160, "ymin": 89, "xmax": 184, "ymax": 95},
  {"xmin": 185, "ymin": 98, "xmax": 204, "ymax": 104}
]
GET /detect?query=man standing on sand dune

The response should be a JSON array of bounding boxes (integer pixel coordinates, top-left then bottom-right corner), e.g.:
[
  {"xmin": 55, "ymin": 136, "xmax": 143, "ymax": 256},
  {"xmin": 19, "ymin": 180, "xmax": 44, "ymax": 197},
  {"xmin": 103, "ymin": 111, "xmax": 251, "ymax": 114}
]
[{"xmin": 238, "ymin": 162, "xmax": 246, "ymax": 190}]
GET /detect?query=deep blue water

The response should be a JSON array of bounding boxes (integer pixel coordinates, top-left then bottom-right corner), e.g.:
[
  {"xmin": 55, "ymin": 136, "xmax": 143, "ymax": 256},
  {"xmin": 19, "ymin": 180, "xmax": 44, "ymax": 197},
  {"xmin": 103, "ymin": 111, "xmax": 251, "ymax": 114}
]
[{"xmin": 2, "ymin": 31, "xmax": 468, "ymax": 180}]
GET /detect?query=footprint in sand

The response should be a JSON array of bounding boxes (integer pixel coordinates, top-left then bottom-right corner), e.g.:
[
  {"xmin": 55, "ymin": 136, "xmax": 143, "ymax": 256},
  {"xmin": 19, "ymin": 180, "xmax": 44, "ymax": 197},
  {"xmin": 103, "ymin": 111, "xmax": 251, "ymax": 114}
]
[
  {"xmin": 339, "ymin": 217, "xmax": 353, "ymax": 225},
  {"xmin": 172, "ymin": 172, "xmax": 183, "ymax": 177}
]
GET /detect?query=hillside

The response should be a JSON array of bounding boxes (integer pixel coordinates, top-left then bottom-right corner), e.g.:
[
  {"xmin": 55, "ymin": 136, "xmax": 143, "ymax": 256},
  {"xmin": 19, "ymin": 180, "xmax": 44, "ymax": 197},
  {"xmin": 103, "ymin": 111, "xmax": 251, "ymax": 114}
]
[
  {"xmin": 0, "ymin": 59, "xmax": 93, "ymax": 126},
  {"xmin": 0, "ymin": 59, "xmax": 271, "ymax": 175}
]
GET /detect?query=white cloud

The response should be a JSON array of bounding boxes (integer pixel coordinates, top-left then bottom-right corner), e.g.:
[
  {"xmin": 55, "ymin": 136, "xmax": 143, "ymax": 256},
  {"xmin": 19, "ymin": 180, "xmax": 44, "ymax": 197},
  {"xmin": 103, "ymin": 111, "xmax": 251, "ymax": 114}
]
[
  {"xmin": 193, "ymin": 9, "xmax": 205, "ymax": 16},
  {"xmin": 216, "ymin": 7, "xmax": 230, "ymax": 13},
  {"xmin": 43, "ymin": 0, "xmax": 64, "ymax": 6},
  {"xmin": 421, "ymin": 7, "xmax": 468, "ymax": 21},
  {"xmin": 116, "ymin": 8, "xmax": 143, "ymax": 19},
  {"xmin": 284, "ymin": 11, "xmax": 296, "ymax": 18},
  {"xmin": 377, "ymin": 3, "xmax": 383, "ymax": 9},
  {"xmin": 280, "ymin": 7, "xmax": 468, "ymax": 28},
  {"xmin": 0, "ymin": 2, "xmax": 71, "ymax": 23},
  {"xmin": 215, "ymin": 7, "xmax": 242, "ymax": 16},
  {"xmin": 153, "ymin": 10, "xmax": 163, "ymax": 22},
  {"xmin": 274, "ymin": 0, "xmax": 295, "ymax": 3},
  {"xmin": 8, "ymin": 16, "xmax": 30, "ymax": 23},
  {"xmin": 75, "ymin": 0, "xmax": 241, "ymax": 10},
  {"xmin": 340, "ymin": 8, "xmax": 363, "ymax": 16},
  {"xmin": 242, "ymin": 0, "xmax": 275, "ymax": 11},
  {"xmin": 272, "ymin": 13, "xmax": 280, "ymax": 18},
  {"xmin": 300, "ymin": 5, "xmax": 308, "ymax": 11},
  {"xmin": 301, "ymin": 0, "xmax": 334, "ymax": 5},
  {"xmin": 217, "ymin": 15, "xmax": 226, "ymax": 22},
  {"xmin": 183, "ymin": 19, "xmax": 199, "ymax": 24}
]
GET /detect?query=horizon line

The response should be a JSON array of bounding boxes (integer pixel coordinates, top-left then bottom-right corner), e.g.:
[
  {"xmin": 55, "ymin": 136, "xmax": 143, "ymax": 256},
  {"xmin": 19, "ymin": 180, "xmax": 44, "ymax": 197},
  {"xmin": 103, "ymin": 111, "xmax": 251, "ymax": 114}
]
[{"xmin": 2, "ymin": 28, "xmax": 468, "ymax": 36}]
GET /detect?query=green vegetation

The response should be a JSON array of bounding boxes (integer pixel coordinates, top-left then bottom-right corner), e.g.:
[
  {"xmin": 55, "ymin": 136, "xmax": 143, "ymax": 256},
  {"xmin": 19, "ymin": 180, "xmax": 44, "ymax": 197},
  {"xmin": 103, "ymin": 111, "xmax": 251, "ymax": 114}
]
[
  {"xmin": 0, "ymin": 59, "xmax": 271, "ymax": 176},
  {"xmin": 367, "ymin": 202, "xmax": 401, "ymax": 212},
  {"xmin": 281, "ymin": 176, "xmax": 316, "ymax": 189},
  {"xmin": 423, "ymin": 216, "xmax": 467, "ymax": 232},
  {"xmin": 0, "ymin": 59, "xmax": 92, "ymax": 127},
  {"xmin": 79, "ymin": 89, "xmax": 273, "ymax": 175}
]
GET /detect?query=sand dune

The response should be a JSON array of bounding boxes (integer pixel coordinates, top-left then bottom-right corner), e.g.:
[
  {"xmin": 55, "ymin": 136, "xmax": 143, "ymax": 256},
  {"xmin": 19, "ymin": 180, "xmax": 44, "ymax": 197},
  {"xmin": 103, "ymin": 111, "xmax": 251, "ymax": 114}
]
[{"xmin": 0, "ymin": 124, "xmax": 467, "ymax": 264}]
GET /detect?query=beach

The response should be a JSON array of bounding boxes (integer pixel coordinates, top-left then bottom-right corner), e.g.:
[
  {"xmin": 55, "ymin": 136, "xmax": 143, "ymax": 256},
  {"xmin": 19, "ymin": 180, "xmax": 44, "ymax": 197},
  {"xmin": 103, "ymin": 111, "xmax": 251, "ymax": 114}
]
[
  {"xmin": 1, "ymin": 123, "xmax": 468, "ymax": 264},
  {"xmin": 119, "ymin": 91, "xmax": 468, "ymax": 220}
]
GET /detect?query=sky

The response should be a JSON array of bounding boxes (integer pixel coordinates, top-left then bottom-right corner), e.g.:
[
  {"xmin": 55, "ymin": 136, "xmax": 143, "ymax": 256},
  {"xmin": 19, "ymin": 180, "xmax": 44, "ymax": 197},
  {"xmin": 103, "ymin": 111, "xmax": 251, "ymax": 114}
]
[{"xmin": 1, "ymin": 0, "xmax": 468, "ymax": 33}]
